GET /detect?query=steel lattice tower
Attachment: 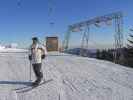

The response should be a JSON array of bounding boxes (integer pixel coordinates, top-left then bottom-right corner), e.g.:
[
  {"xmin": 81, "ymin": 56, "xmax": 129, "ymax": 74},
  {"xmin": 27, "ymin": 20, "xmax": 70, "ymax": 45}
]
[{"xmin": 63, "ymin": 12, "xmax": 123, "ymax": 63}]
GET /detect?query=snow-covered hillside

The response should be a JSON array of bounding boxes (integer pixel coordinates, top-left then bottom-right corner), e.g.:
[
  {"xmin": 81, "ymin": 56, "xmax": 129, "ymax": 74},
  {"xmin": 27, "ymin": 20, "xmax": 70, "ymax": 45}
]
[
  {"xmin": 0, "ymin": 48, "xmax": 28, "ymax": 53},
  {"xmin": 0, "ymin": 52, "xmax": 133, "ymax": 100}
]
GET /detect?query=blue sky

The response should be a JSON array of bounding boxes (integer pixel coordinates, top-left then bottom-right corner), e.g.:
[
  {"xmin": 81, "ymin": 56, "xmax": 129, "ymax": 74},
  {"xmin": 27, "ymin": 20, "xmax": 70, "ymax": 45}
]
[{"xmin": 0, "ymin": 0, "xmax": 133, "ymax": 48}]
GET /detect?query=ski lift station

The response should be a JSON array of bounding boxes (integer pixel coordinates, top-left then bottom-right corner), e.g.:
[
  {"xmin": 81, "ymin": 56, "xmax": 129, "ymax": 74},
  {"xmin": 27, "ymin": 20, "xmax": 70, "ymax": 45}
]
[{"xmin": 46, "ymin": 36, "xmax": 59, "ymax": 51}]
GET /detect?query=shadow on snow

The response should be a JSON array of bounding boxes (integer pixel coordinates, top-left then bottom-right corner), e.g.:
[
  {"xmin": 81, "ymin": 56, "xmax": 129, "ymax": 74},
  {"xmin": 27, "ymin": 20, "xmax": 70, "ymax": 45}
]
[{"xmin": 0, "ymin": 81, "xmax": 32, "ymax": 86}]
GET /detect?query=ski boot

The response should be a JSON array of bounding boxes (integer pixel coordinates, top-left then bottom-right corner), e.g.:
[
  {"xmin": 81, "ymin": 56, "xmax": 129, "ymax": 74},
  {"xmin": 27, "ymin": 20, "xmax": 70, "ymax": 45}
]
[{"xmin": 32, "ymin": 79, "xmax": 41, "ymax": 86}]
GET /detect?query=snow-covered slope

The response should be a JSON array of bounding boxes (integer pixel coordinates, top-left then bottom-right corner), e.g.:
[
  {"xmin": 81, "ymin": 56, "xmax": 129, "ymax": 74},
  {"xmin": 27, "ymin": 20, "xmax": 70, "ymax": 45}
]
[
  {"xmin": 0, "ymin": 52, "xmax": 133, "ymax": 100},
  {"xmin": 0, "ymin": 48, "xmax": 28, "ymax": 53}
]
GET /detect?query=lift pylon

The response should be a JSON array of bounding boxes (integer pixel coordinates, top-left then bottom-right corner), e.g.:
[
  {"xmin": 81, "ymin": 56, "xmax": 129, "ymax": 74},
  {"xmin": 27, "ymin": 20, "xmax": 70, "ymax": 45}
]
[{"xmin": 63, "ymin": 12, "xmax": 124, "ymax": 63}]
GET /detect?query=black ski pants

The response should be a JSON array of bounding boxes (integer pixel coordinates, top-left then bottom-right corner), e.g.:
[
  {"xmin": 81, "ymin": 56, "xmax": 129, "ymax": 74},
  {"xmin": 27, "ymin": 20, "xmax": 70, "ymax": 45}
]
[{"xmin": 32, "ymin": 63, "xmax": 43, "ymax": 81}]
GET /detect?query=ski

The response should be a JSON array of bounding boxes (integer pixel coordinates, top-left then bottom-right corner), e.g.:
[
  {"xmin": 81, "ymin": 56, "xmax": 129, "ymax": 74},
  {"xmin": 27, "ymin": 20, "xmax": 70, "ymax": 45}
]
[
  {"xmin": 13, "ymin": 85, "xmax": 31, "ymax": 91},
  {"xmin": 13, "ymin": 83, "xmax": 33, "ymax": 91},
  {"xmin": 15, "ymin": 79, "xmax": 53, "ymax": 93}
]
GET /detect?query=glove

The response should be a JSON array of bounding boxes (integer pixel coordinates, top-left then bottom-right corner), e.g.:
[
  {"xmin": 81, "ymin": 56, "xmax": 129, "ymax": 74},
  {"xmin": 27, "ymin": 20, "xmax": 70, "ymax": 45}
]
[
  {"xmin": 41, "ymin": 54, "xmax": 45, "ymax": 59},
  {"xmin": 29, "ymin": 55, "xmax": 32, "ymax": 60}
]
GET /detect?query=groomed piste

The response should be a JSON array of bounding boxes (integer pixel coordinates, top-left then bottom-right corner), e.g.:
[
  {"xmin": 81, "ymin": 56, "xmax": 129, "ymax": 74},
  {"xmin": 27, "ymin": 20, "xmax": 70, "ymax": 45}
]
[{"xmin": 0, "ymin": 51, "xmax": 133, "ymax": 100}]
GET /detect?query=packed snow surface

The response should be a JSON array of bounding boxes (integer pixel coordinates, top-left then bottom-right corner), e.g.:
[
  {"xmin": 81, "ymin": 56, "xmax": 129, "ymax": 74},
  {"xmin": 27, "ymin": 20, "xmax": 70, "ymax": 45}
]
[
  {"xmin": 0, "ymin": 52, "xmax": 133, "ymax": 100},
  {"xmin": 0, "ymin": 48, "xmax": 27, "ymax": 53}
]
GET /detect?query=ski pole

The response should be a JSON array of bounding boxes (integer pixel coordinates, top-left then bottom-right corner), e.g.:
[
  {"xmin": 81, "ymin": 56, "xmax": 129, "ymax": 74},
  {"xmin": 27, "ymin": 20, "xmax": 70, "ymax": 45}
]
[{"xmin": 30, "ymin": 61, "xmax": 32, "ymax": 81}]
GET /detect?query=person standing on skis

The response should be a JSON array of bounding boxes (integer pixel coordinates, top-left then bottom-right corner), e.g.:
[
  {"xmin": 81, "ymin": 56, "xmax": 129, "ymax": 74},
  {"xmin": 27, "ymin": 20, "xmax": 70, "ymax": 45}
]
[{"xmin": 28, "ymin": 37, "xmax": 46, "ymax": 86}]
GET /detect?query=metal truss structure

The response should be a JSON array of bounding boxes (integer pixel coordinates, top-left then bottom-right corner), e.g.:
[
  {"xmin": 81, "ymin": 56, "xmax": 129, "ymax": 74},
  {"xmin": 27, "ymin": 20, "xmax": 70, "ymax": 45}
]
[{"xmin": 63, "ymin": 12, "xmax": 123, "ymax": 63}]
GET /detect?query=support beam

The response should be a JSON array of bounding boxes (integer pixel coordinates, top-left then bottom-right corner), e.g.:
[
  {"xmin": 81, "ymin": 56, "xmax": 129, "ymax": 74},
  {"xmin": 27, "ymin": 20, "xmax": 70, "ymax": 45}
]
[
  {"xmin": 69, "ymin": 12, "xmax": 122, "ymax": 32},
  {"xmin": 80, "ymin": 27, "xmax": 90, "ymax": 56}
]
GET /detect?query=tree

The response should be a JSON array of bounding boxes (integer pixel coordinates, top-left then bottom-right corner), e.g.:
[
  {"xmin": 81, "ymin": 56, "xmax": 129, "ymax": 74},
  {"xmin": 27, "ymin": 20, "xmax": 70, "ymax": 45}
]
[
  {"xmin": 96, "ymin": 49, "xmax": 101, "ymax": 59},
  {"xmin": 126, "ymin": 29, "xmax": 133, "ymax": 67}
]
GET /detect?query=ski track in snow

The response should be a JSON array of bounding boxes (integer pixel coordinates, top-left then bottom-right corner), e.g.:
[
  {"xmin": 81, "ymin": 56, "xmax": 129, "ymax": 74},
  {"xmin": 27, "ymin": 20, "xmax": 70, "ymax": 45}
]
[{"xmin": 0, "ymin": 52, "xmax": 133, "ymax": 100}]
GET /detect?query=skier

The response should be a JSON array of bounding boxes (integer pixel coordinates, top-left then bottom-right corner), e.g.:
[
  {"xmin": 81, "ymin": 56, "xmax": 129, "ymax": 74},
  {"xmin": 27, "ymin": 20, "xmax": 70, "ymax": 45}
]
[{"xmin": 28, "ymin": 37, "xmax": 46, "ymax": 86}]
